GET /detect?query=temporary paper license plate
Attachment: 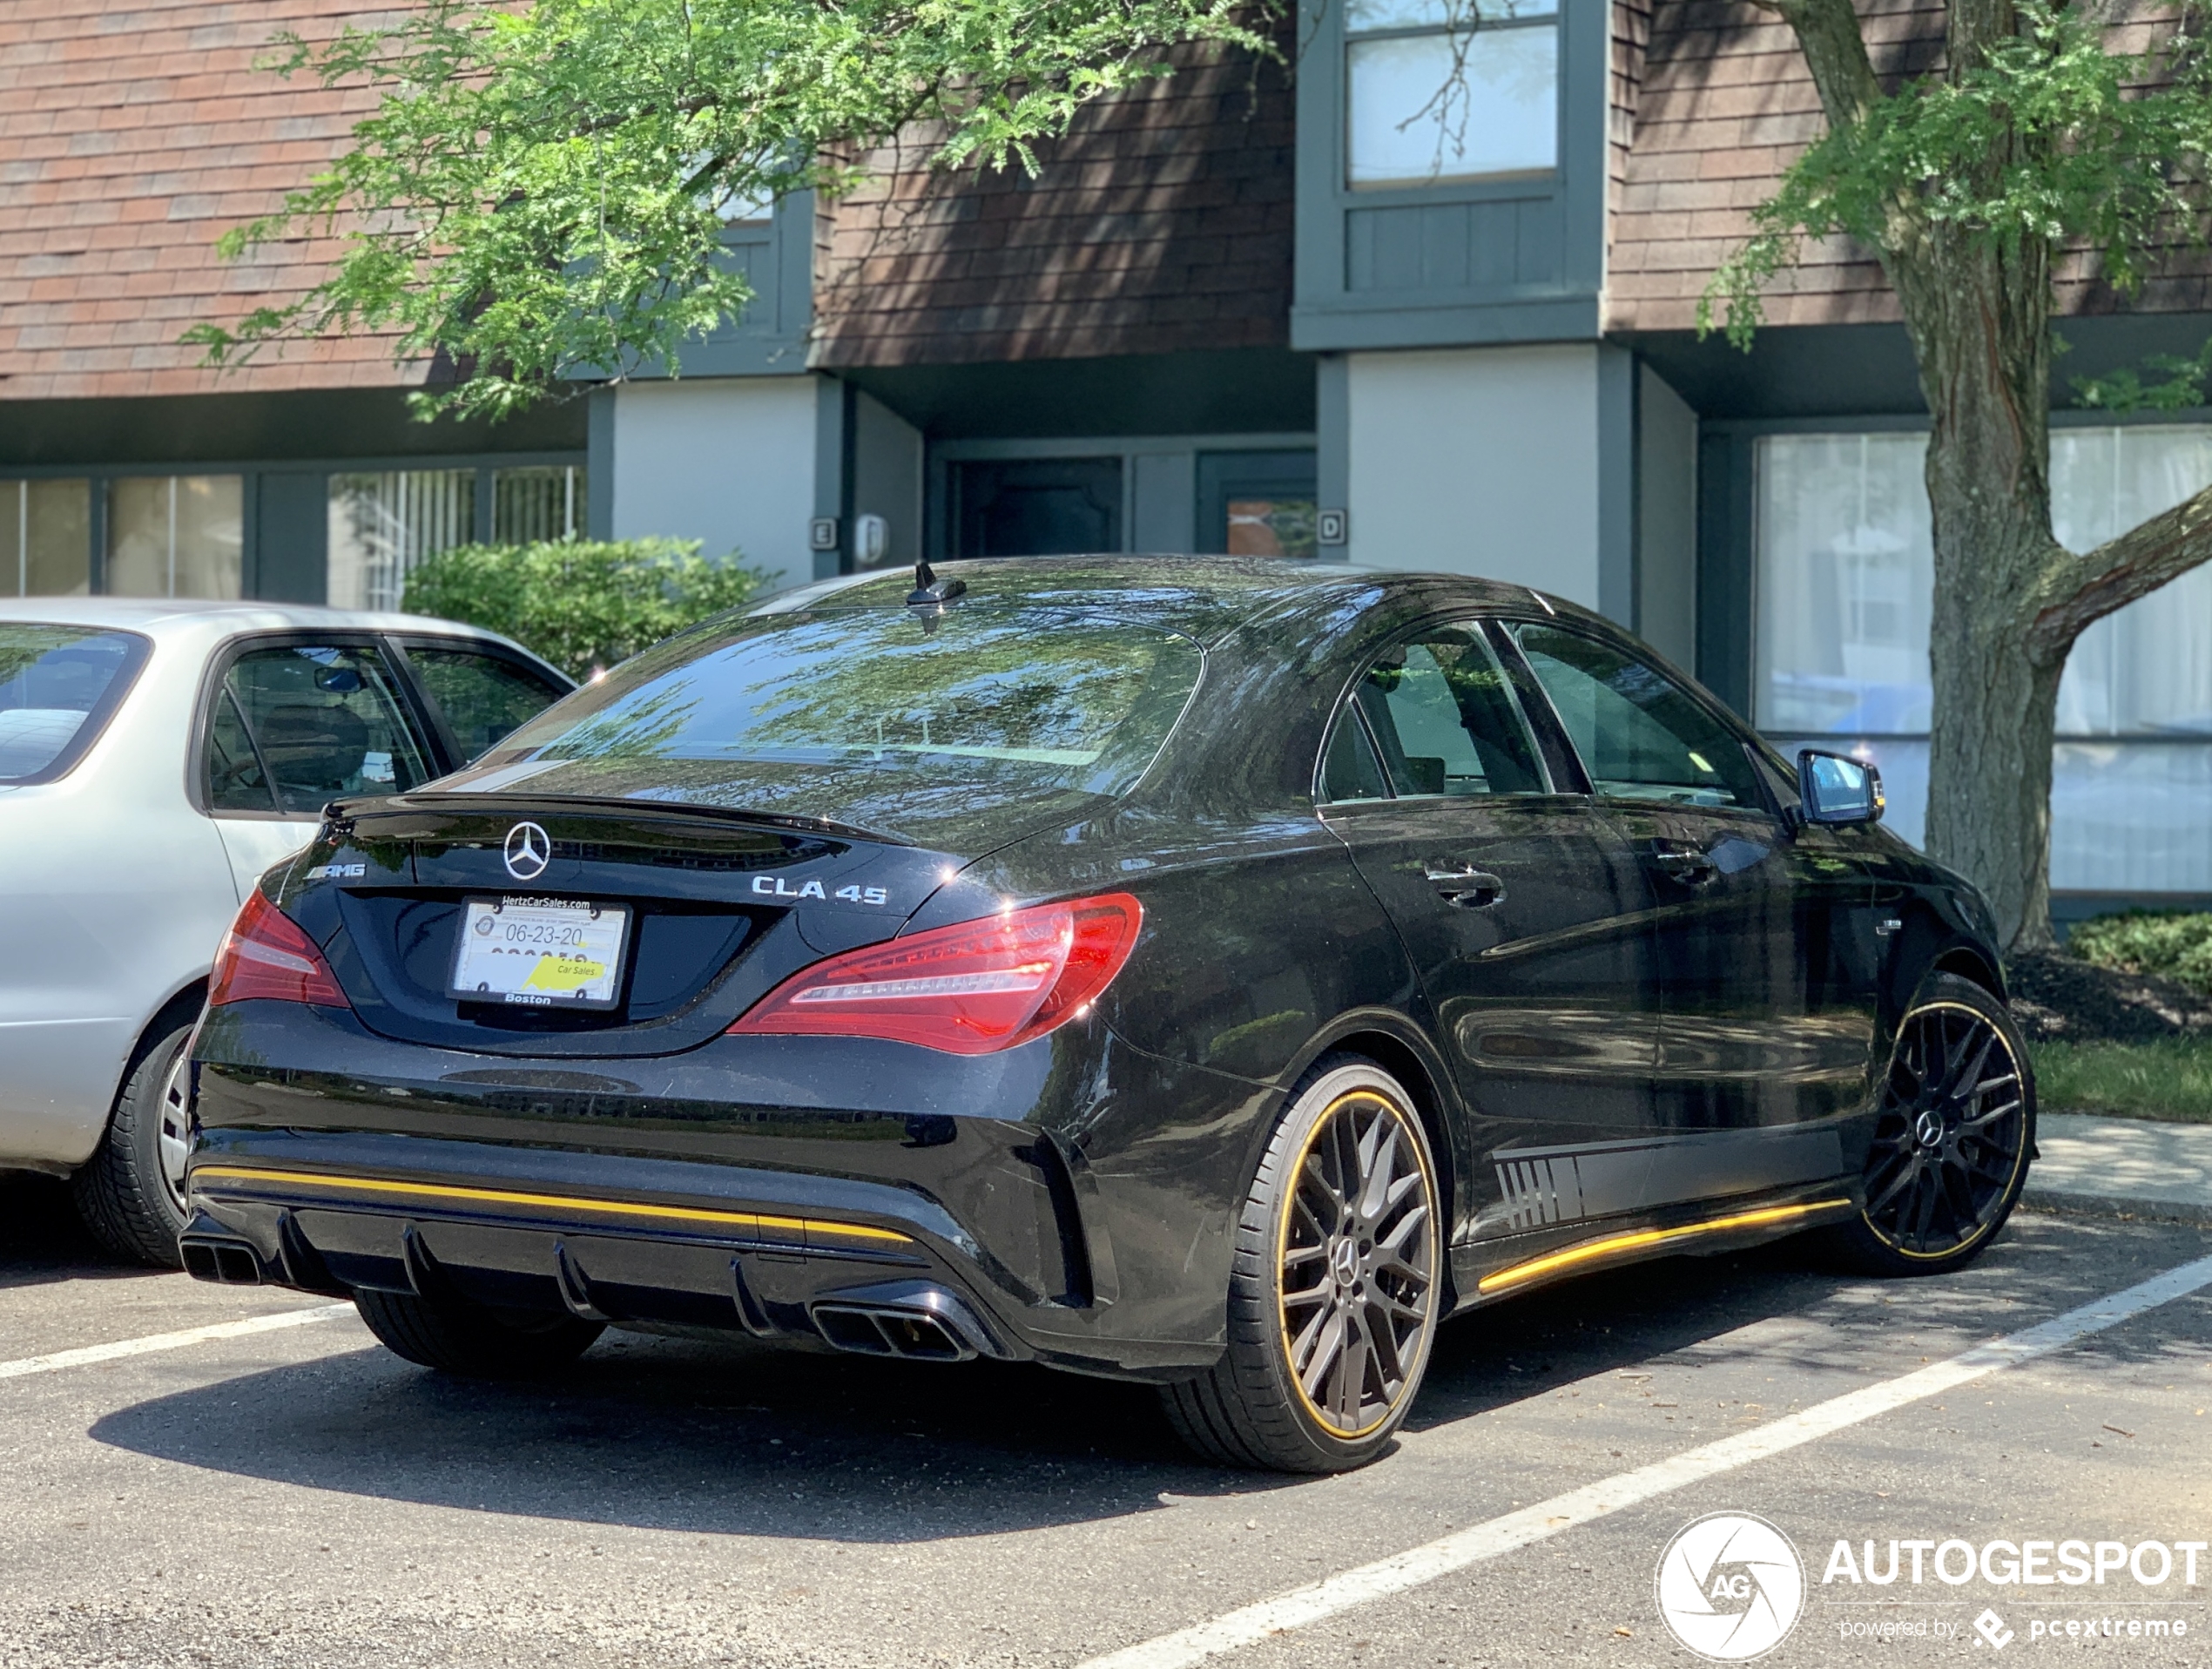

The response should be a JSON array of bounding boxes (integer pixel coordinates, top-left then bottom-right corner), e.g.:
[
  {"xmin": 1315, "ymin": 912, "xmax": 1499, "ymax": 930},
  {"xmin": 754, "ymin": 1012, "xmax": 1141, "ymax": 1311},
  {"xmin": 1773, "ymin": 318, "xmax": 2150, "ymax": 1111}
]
[{"xmin": 449, "ymin": 896, "xmax": 630, "ymax": 1010}]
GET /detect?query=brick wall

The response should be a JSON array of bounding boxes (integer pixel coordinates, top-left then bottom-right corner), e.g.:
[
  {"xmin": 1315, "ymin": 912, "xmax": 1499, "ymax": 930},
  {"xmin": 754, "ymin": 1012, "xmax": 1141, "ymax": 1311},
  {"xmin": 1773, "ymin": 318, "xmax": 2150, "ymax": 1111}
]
[
  {"xmin": 1606, "ymin": 0, "xmax": 2208, "ymax": 333},
  {"xmin": 0, "ymin": 0, "xmax": 418, "ymax": 402},
  {"xmin": 810, "ymin": 29, "xmax": 1296, "ymax": 368}
]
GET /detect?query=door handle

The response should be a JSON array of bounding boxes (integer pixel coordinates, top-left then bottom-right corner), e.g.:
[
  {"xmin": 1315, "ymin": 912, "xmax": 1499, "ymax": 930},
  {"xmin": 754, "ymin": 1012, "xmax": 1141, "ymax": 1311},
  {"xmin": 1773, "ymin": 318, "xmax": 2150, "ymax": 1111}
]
[
  {"xmin": 1423, "ymin": 863, "xmax": 1506, "ymax": 909},
  {"xmin": 1650, "ymin": 842, "xmax": 1719, "ymax": 888}
]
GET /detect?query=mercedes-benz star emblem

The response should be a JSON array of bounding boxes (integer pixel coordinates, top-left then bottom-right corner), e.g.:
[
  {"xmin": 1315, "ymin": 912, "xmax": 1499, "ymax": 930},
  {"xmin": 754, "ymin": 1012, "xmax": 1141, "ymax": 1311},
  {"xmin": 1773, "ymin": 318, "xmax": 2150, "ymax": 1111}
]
[{"xmin": 502, "ymin": 821, "xmax": 551, "ymax": 881}]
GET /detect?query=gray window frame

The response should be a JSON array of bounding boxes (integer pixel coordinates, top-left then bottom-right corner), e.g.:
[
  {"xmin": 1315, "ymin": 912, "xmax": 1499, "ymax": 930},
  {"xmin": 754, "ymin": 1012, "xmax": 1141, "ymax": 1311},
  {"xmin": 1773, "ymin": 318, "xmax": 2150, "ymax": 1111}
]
[{"xmin": 1291, "ymin": 0, "xmax": 1608, "ymax": 352}]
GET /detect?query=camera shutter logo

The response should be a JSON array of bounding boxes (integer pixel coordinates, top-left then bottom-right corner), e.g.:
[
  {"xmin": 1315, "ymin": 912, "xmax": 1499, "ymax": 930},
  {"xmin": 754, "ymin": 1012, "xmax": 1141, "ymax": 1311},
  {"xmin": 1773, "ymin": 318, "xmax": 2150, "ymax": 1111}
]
[
  {"xmin": 503, "ymin": 821, "xmax": 551, "ymax": 882},
  {"xmin": 1655, "ymin": 1512, "xmax": 1805, "ymax": 1661}
]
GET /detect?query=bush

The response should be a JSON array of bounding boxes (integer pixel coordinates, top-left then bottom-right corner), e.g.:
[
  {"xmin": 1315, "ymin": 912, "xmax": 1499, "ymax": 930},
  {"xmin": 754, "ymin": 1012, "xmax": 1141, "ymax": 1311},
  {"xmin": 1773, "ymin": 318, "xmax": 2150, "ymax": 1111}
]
[
  {"xmin": 401, "ymin": 538, "xmax": 765, "ymax": 680},
  {"xmin": 2066, "ymin": 909, "xmax": 2212, "ymax": 997}
]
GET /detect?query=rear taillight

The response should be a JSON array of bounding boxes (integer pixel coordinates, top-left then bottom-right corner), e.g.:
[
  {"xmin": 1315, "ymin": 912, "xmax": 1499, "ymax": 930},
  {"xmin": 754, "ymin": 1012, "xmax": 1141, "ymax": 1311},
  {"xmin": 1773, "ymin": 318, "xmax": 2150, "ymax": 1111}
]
[
  {"xmin": 208, "ymin": 890, "xmax": 349, "ymax": 1010},
  {"xmin": 729, "ymin": 893, "xmax": 1142, "ymax": 1056}
]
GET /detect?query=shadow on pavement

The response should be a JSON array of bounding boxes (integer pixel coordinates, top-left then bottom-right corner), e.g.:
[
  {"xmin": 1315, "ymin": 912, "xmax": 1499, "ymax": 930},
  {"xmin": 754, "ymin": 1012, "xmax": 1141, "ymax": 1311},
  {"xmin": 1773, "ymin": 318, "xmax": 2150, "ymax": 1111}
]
[
  {"xmin": 83, "ymin": 1212, "xmax": 2202, "ymax": 1540},
  {"xmin": 0, "ymin": 1172, "xmax": 160, "ymax": 1291}
]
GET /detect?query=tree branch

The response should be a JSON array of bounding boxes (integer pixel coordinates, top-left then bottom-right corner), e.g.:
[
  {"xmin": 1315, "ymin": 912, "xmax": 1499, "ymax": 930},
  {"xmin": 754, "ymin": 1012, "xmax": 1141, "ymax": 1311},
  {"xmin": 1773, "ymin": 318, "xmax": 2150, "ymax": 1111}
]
[
  {"xmin": 1767, "ymin": 0, "xmax": 1884, "ymax": 134},
  {"xmin": 2027, "ymin": 480, "xmax": 2212, "ymax": 659}
]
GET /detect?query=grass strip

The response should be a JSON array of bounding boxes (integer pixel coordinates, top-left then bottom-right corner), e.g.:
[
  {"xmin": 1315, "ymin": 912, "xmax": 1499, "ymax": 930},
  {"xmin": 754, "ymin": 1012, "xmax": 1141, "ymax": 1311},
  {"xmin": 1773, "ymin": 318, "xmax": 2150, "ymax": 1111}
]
[{"xmin": 2029, "ymin": 1037, "xmax": 2212, "ymax": 1124}]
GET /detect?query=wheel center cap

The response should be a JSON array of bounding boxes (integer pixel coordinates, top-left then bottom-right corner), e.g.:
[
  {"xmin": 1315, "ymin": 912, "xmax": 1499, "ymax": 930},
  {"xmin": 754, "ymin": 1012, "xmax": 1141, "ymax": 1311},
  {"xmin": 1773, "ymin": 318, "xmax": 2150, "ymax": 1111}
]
[
  {"xmin": 1332, "ymin": 1240, "xmax": 1361, "ymax": 1289},
  {"xmin": 1914, "ymin": 1109, "xmax": 1946, "ymax": 1149}
]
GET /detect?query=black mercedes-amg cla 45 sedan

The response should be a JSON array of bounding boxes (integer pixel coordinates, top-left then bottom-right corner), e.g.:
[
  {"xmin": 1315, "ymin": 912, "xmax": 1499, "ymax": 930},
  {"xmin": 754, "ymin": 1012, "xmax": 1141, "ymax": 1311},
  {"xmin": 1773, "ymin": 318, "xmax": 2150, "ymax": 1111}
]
[{"xmin": 182, "ymin": 557, "xmax": 2033, "ymax": 1471}]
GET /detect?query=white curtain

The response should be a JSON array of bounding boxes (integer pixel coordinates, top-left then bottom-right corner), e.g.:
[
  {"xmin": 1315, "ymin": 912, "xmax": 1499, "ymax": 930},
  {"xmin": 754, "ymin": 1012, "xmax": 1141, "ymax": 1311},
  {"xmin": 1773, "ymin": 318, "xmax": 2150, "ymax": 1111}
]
[{"xmin": 1757, "ymin": 424, "xmax": 2212, "ymax": 890}]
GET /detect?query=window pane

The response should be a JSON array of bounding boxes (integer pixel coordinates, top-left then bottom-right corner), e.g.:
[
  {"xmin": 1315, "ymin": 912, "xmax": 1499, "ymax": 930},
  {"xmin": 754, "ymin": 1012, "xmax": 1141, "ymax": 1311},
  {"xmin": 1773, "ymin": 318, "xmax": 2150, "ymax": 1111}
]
[
  {"xmin": 1321, "ymin": 710, "xmax": 1391, "ymax": 802},
  {"xmin": 224, "ymin": 644, "xmax": 433, "ymax": 814},
  {"xmin": 172, "ymin": 476, "xmax": 242, "ymax": 598},
  {"xmin": 2051, "ymin": 427, "xmax": 2212, "ymax": 735},
  {"xmin": 1353, "ymin": 629, "xmax": 1546, "ymax": 796},
  {"xmin": 104, "ymin": 476, "xmax": 241, "ymax": 599},
  {"xmin": 1514, "ymin": 625, "xmax": 1761, "ymax": 807},
  {"xmin": 469, "ymin": 607, "xmax": 1202, "ymax": 802},
  {"xmin": 1758, "ymin": 424, "xmax": 2212, "ymax": 738},
  {"xmin": 1347, "ymin": 0, "xmax": 1555, "ymax": 27},
  {"xmin": 327, "ymin": 470, "xmax": 477, "ymax": 612},
  {"xmin": 1349, "ymin": 24, "xmax": 1556, "ymax": 187},
  {"xmin": 406, "ymin": 645, "xmax": 570, "ymax": 761},
  {"xmin": 1754, "ymin": 433, "xmax": 1934, "ymax": 733},
  {"xmin": 203, "ymin": 688, "xmax": 277, "ymax": 813},
  {"xmin": 0, "ymin": 625, "xmax": 145, "ymax": 783},
  {"xmin": 1226, "ymin": 497, "xmax": 1318, "ymax": 557},
  {"xmin": 491, "ymin": 465, "xmax": 586, "ymax": 545},
  {"xmin": 2, "ymin": 480, "xmax": 92, "ymax": 596}
]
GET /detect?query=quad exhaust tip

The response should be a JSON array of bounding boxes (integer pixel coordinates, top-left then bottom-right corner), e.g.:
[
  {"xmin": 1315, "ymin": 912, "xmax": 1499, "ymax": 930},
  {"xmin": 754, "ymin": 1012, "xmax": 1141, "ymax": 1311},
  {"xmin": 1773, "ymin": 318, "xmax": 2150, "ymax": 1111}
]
[
  {"xmin": 180, "ymin": 1236, "xmax": 263, "ymax": 1286},
  {"xmin": 808, "ymin": 1280, "xmax": 1003, "ymax": 1362}
]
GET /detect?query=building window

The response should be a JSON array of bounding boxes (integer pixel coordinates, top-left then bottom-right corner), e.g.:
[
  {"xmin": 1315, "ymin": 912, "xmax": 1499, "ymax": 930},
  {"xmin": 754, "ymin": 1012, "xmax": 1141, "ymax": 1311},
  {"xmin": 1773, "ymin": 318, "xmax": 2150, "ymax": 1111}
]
[
  {"xmin": 1197, "ymin": 451, "xmax": 1319, "ymax": 557},
  {"xmin": 3, "ymin": 480, "xmax": 91, "ymax": 596},
  {"xmin": 1345, "ymin": 0, "xmax": 1558, "ymax": 189},
  {"xmin": 327, "ymin": 470, "xmax": 478, "ymax": 612},
  {"xmin": 1756, "ymin": 425, "xmax": 2212, "ymax": 893},
  {"xmin": 492, "ymin": 464, "xmax": 587, "ymax": 544},
  {"xmin": 107, "ymin": 476, "xmax": 243, "ymax": 598}
]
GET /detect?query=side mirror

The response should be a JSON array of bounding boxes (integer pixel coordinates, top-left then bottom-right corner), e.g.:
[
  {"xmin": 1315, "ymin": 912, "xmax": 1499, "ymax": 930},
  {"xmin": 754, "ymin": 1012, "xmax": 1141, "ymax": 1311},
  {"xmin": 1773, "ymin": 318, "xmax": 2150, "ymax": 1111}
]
[{"xmin": 1797, "ymin": 748, "xmax": 1884, "ymax": 827}]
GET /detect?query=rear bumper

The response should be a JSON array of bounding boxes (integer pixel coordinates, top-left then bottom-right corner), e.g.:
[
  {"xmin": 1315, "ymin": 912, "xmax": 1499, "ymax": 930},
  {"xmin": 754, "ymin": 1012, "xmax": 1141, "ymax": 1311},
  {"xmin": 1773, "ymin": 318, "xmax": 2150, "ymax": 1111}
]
[{"xmin": 184, "ymin": 1130, "xmax": 1032, "ymax": 1363}]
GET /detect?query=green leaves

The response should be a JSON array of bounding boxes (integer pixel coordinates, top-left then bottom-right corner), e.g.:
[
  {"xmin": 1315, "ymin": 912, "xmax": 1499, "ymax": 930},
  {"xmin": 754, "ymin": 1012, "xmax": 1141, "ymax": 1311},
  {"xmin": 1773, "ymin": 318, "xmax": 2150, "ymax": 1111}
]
[
  {"xmin": 2069, "ymin": 908, "xmax": 2212, "ymax": 997},
  {"xmin": 187, "ymin": 0, "xmax": 1275, "ymax": 419},
  {"xmin": 401, "ymin": 538, "xmax": 768, "ymax": 678},
  {"xmin": 1702, "ymin": 0, "xmax": 2212, "ymax": 349}
]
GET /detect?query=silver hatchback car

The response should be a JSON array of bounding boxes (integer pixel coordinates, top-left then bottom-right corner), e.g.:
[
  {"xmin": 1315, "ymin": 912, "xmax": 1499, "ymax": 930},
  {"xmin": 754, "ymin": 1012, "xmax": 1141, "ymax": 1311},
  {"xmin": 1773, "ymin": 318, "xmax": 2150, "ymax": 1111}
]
[{"xmin": 0, "ymin": 599, "xmax": 570, "ymax": 1264}]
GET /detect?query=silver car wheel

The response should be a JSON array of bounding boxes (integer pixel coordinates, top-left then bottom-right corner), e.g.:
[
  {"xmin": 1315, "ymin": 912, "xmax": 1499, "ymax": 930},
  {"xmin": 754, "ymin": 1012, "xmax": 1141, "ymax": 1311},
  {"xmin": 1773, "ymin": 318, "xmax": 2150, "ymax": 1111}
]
[{"xmin": 155, "ymin": 1044, "xmax": 192, "ymax": 1214}]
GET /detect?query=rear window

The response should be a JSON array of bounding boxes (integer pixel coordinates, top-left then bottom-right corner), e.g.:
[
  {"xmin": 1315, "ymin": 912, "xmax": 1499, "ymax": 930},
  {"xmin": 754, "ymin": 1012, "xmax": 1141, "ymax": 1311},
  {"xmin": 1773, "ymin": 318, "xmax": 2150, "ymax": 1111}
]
[
  {"xmin": 468, "ymin": 606, "xmax": 1204, "ymax": 799},
  {"xmin": 0, "ymin": 625, "xmax": 150, "ymax": 785}
]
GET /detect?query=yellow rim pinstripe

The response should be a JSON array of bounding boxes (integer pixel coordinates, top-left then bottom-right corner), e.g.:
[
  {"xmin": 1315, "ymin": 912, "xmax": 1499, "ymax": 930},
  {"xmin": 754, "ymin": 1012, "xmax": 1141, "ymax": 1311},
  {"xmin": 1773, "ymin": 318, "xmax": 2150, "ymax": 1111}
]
[
  {"xmin": 1866, "ymin": 998, "xmax": 2030, "ymax": 1261},
  {"xmin": 1275, "ymin": 1087, "xmax": 1441, "ymax": 1442},
  {"xmin": 189, "ymin": 1165, "xmax": 913, "ymax": 1247}
]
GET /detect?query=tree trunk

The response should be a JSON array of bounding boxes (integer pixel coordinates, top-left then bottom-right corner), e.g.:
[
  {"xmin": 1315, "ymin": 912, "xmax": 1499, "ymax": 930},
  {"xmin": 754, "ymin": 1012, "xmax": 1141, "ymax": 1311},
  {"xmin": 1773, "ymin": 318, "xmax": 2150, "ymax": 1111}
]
[
  {"xmin": 1899, "ymin": 227, "xmax": 2071, "ymax": 954},
  {"xmin": 1767, "ymin": 0, "xmax": 2212, "ymax": 956}
]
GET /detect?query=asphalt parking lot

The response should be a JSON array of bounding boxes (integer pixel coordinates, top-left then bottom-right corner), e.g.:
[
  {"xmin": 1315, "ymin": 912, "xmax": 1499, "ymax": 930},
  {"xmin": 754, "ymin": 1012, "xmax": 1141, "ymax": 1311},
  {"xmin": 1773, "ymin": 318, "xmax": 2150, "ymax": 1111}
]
[{"xmin": 3, "ymin": 1177, "xmax": 2205, "ymax": 1669}]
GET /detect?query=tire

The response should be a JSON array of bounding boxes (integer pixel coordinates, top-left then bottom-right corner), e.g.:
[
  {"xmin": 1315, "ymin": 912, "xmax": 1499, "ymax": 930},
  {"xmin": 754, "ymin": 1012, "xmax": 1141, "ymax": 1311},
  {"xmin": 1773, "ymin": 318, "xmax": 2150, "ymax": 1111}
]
[
  {"xmin": 71, "ymin": 1019, "xmax": 195, "ymax": 1267},
  {"xmin": 1822, "ymin": 972, "xmax": 2035, "ymax": 1278},
  {"xmin": 1160, "ymin": 1057, "xmax": 1444, "ymax": 1472},
  {"xmin": 354, "ymin": 1287, "xmax": 604, "ymax": 1378}
]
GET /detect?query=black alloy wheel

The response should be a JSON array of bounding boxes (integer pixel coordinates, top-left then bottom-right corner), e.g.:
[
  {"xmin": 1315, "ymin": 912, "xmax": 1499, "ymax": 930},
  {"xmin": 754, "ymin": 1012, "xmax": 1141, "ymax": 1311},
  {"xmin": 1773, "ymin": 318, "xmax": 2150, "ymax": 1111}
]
[
  {"xmin": 1828, "ymin": 973, "xmax": 2033, "ymax": 1276},
  {"xmin": 1278, "ymin": 1088, "xmax": 1438, "ymax": 1437},
  {"xmin": 1161, "ymin": 1057, "xmax": 1442, "ymax": 1471}
]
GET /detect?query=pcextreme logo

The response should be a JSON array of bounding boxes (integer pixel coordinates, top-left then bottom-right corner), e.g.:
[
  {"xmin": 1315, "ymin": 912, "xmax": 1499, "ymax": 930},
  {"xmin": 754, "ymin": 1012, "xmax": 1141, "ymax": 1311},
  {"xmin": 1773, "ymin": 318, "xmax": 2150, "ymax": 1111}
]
[{"xmin": 1656, "ymin": 1512, "xmax": 1807, "ymax": 1661}]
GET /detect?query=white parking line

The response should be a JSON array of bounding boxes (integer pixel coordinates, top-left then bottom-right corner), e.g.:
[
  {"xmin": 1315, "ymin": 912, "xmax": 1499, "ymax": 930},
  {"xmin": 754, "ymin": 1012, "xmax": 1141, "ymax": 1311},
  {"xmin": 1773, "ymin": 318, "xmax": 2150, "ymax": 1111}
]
[
  {"xmin": 0, "ymin": 1302, "xmax": 354, "ymax": 1384},
  {"xmin": 1082, "ymin": 1251, "xmax": 2212, "ymax": 1669}
]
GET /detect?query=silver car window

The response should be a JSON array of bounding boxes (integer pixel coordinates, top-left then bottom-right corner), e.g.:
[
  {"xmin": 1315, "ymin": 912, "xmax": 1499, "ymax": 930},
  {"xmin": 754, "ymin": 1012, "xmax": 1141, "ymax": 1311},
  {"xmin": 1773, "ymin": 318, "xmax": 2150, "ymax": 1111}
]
[{"xmin": 213, "ymin": 643, "xmax": 432, "ymax": 814}]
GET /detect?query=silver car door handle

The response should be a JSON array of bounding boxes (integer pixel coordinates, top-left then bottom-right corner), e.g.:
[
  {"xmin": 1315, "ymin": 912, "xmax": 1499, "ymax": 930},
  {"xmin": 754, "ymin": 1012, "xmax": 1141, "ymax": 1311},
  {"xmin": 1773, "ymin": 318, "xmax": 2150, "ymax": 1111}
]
[
  {"xmin": 1651, "ymin": 843, "xmax": 1719, "ymax": 887},
  {"xmin": 1423, "ymin": 864, "xmax": 1506, "ymax": 908}
]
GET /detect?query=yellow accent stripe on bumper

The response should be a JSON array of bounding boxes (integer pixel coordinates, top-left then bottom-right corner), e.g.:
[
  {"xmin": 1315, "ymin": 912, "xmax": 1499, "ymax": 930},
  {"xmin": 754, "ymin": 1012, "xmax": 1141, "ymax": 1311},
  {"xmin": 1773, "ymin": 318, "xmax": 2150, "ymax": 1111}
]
[
  {"xmin": 1476, "ymin": 1199, "xmax": 1852, "ymax": 1295},
  {"xmin": 189, "ymin": 1165, "xmax": 914, "ymax": 1247}
]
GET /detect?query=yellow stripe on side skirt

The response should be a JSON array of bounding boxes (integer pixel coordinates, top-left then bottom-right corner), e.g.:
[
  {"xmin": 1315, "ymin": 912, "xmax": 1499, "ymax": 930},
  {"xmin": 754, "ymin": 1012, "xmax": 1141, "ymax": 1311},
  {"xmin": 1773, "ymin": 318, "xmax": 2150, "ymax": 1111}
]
[
  {"xmin": 189, "ymin": 1165, "xmax": 914, "ymax": 1247},
  {"xmin": 1476, "ymin": 1199, "xmax": 1852, "ymax": 1295}
]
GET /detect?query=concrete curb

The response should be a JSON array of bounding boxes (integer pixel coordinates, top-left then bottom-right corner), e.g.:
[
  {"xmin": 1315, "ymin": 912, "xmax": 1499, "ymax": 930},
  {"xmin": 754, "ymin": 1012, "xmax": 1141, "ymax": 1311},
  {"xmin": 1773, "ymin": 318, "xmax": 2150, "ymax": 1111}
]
[{"xmin": 2020, "ymin": 1187, "xmax": 2212, "ymax": 1229}]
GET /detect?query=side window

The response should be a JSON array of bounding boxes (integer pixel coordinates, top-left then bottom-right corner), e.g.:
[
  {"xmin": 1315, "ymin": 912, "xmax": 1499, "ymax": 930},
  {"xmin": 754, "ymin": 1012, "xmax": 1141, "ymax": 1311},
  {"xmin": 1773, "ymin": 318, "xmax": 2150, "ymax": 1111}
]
[
  {"xmin": 203, "ymin": 689, "xmax": 276, "ymax": 813},
  {"xmin": 1347, "ymin": 627, "xmax": 1548, "ymax": 799},
  {"xmin": 1508, "ymin": 625, "xmax": 1764, "ymax": 810},
  {"xmin": 403, "ymin": 643, "xmax": 570, "ymax": 762},
  {"xmin": 209, "ymin": 643, "xmax": 433, "ymax": 814},
  {"xmin": 1319, "ymin": 708, "xmax": 1390, "ymax": 802}
]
